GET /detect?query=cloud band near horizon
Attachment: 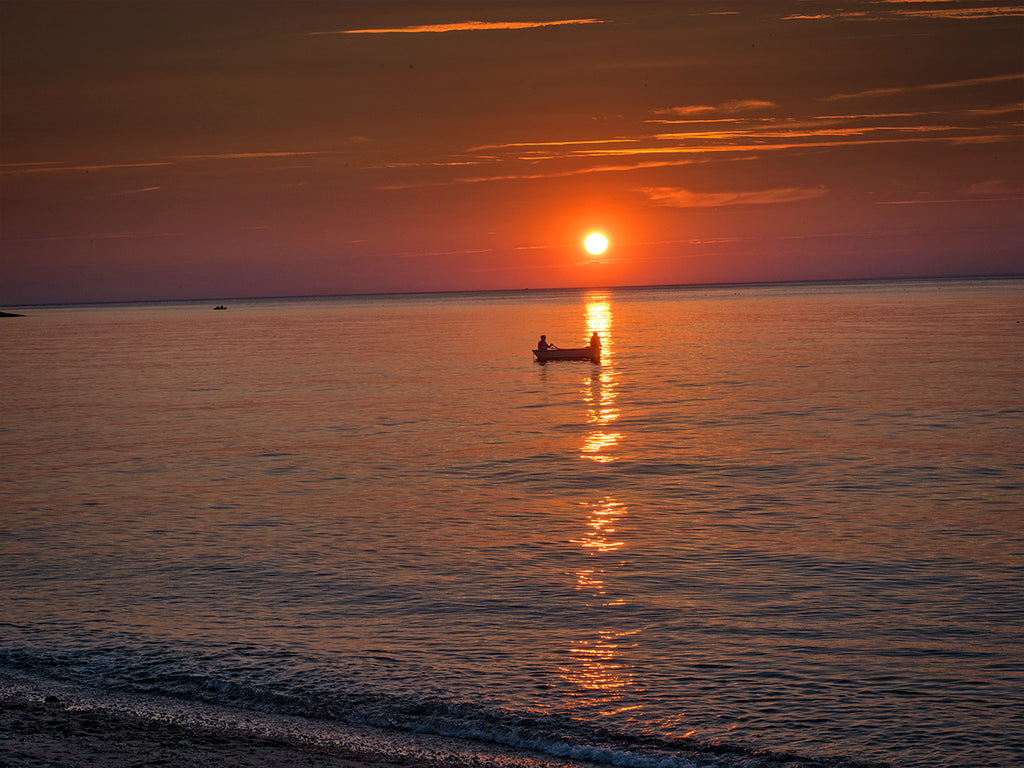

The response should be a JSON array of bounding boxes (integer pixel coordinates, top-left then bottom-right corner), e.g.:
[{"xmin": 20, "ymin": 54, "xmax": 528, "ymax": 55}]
[
  {"xmin": 319, "ymin": 19, "xmax": 604, "ymax": 35},
  {"xmin": 639, "ymin": 186, "xmax": 828, "ymax": 208}
]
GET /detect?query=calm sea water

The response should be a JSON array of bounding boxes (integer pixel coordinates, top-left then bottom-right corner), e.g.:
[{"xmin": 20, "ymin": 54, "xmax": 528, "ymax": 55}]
[{"xmin": 2, "ymin": 279, "xmax": 1022, "ymax": 767}]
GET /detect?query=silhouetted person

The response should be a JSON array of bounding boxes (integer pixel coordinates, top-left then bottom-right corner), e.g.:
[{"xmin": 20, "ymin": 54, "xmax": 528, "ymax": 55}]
[
  {"xmin": 589, "ymin": 332, "xmax": 601, "ymax": 349},
  {"xmin": 538, "ymin": 335, "xmax": 555, "ymax": 350}
]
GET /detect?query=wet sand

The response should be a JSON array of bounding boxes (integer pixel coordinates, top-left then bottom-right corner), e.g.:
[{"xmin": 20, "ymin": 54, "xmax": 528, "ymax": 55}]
[
  {"xmin": 0, "ymin": 695, "xmax": 401, "ymax": 768},
  {"xmin": 0, "ymin": 685, "xmax": 598, "ymax": 768}
]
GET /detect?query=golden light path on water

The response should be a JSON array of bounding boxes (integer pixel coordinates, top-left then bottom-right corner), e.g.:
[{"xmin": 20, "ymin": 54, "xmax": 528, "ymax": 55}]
[
  {"xmin": 559, "ymin": 293, "xmax": 641, "ymax": 717},
  {"xmin": 582, "ymin": 294, "xmax": 621, "ymax": 455}
]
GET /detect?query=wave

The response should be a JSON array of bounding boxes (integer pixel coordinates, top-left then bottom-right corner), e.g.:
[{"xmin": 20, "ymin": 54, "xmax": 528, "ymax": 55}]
[{"xmin": 0, "ymin": 647, "xmax": 886, "ymax": 768}]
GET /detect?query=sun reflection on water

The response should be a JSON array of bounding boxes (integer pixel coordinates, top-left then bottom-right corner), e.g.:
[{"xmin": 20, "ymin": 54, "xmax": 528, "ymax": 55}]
[
  {"xmin": 580, "ymin": 431, "xmax": 621, "ymax": 463},
  {"xmin": 573, "ymin": 496, "xmax": 626, "ymax": 555},
  {"xmin": 559, "ymin": 294, "xmax": 642, "ymax": 714},
  {"xmin": 585, "ymin": 292, "xmax": 613, "ymax": 338},
  {"xmin": 560, "ymin": 628, "xmax": 642, "ymax": 713},
  {"xmin": 581, "ymin": 292, "xmax": 621, "ymax": 458}
]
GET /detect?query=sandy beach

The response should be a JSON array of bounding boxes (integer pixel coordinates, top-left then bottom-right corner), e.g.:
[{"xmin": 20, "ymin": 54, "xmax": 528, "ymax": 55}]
[
  {"xmin": 0, "ymin": 682, "xmax": 603, "ymax": 768},
  {"xmin": 0, "ymin": 693, "xmax": 404, "ymax": 768}
]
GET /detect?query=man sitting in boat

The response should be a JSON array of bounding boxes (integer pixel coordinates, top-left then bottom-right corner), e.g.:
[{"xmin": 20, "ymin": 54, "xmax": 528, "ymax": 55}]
[
  {"xmin": 589, "ymin": 332, "xmax": 601, "ymax": 350},
  {"xmin": 537, "ymin": 335, "xmax": 557, "ymax": 350}
]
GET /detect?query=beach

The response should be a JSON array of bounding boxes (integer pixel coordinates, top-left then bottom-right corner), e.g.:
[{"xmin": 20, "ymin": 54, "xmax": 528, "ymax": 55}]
[
  {"xmin": 1, "ymin": 693, "xmax": 381, "ymax": 768},
  {"xmin": 0, "ymin": 678, "xmax": 607, "ymax": 768}
]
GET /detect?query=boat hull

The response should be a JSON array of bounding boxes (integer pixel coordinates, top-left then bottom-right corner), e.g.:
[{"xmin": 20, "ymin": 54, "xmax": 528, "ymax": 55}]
[{"xmin": 533, "ymin": 347, "xmax": 600, "ymax": 362}]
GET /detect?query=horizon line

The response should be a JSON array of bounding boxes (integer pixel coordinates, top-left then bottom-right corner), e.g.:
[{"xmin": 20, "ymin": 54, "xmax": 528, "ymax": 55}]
[{"xmin": 5, "ymin": 273, "xmax": 1021, "ymax": 310}]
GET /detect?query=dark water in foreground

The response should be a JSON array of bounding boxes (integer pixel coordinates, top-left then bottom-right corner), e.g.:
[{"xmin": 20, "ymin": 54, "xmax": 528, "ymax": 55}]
[{"xmin": 2, "ymin": 279, "xmax": 1022, "ymax": 767}]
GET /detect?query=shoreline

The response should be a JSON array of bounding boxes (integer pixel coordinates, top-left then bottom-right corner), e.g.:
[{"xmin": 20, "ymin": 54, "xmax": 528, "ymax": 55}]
[
  {"xmin": 0, "ymin": 680, "xmax": 600, "ymax": 768},
  {"xmin": 0, "ymin": 694, "xmax": 390, "ymax": 768}
]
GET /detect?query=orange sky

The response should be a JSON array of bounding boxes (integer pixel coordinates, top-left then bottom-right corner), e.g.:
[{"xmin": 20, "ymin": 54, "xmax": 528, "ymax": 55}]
[{"xmin": 1, "ymin": 1, "xmax": 1021, "ymax": 303}]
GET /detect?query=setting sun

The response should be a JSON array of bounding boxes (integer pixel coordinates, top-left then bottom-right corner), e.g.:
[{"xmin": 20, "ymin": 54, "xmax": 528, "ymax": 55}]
[{"xmin": 584, "ymin": 232, "xmax": 609, "ymax": 255}]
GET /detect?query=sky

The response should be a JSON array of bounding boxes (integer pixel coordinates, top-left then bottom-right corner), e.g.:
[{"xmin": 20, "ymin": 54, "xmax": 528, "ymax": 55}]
[{"xmin": 2, "ymin": 0, "xmax": 1022, "ymax": 304}]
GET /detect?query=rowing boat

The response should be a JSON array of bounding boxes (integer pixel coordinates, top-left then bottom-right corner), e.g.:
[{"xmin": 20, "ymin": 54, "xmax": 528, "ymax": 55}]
[{"xmin": 533, "ymin": 346, "xmax": 600, "ymax": 363}]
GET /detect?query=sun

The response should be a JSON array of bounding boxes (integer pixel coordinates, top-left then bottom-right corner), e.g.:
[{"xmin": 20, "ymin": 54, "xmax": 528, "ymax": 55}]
[{"xmin": 583, "ymin": 232, "xmax": 609, "ymax": 255}]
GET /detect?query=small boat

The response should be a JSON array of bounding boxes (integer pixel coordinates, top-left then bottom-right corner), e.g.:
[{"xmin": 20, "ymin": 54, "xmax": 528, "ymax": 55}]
[{"xmin": 533, "ymin": 346, "xmax": 600, "ymax": 363}]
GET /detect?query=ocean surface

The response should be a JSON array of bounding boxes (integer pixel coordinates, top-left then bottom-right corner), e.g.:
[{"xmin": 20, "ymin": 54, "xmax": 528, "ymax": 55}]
[{"xmin": 2, "ymin": 278, "xmax": 1022, "ymax": 767}]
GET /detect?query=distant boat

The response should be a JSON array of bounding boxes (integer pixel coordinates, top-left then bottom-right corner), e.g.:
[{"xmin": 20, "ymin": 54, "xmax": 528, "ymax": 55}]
[
  {"xmin": 213, "ymin": 305, "xmax": 227, "ymax": 310},
  {"xmin": 533, "ymin": 346, "xmax": 600, "ymax": 363}
]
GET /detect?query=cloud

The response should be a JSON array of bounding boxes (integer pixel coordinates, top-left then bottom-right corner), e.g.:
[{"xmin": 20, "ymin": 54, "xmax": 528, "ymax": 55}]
[
  {"xmin": 658, "ymin": 99, "xmax": 778, "ymax": 117},
  {"xmin": 116, "ymin": 186, "xmax": 161, "ymax": 196},
  {"xmin": 1, "ymin": 161, "xmax": 173, "ymax": 175},
  {"xmin": 395, "ymin": 247, "xmax": 496, "ymax": 259},
  {"xmin": 826, "ymin": 73, "xmax": 1024, "ymax": 101},
  {"xmin": 568, "ymin": 127, "xmax": 1001, "ymax": 161},
  {"xmin": 966, "ymin": 179, "xmax": 1024, "ymax": 196},
  {"xmin": 320, "ymin": 19, "xmax": 603, "ymax": 35},
  {"xmin": 782, "ymin": 12, "xmax": 870, "ymax": 20},
  {"xmin": 375, "ymin": 158, "xmax": 708, "ymax": 190},
  {"xmin": 3, "ymin": 230, "xmax": 185, "ymax": 243},
  {"xmin": 783, "ymin": 4, "xmax": 1023, "ymax": 21},
  {"xmin": 174, "ymin": 151, "xmax": 324, "ymax": 161},
  {"xmin": 2, "ymin": 151, "xmax": 326, "ymax": 176},
  {"xmin": 879, "ymin": 179, "xmax": 1024, "ymax": 204},
  {"xmin": 656, "ymin": 122, "xmax": 968, "ymax": 143},
  {"xmin": 376, "ymin": 101, "xmax": 1014, "ymax": 190},
  {"xmin": 966, "ymin": 103, "xmax": 1024, "ymax": 116},
  {"xmin": 1, "ymin": 161, "xmax": 62, "ymax": 170},
  {"xmin": 823, "ymin": 87, "xmax": 907, "ymax": 101},
  {"xmin": 377, "ymin": 83, "xmax": 1015, "ymax": 193},
  {"xmin": 467, "ymin": 138, "xmax": 640, "ymax": 153},
  {"xmin": 639, "ymin": 186, "xmax": 827, "ymax": 208},
  {"xmin": 448, "ymin": 99, "xmax": 1014, "ymax": 174},
  {"xmin": 889, "ymin": 5, "xmax": 1024, "ymax": 20}
]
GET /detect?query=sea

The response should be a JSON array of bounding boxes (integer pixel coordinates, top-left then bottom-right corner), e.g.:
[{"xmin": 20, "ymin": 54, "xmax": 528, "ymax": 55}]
[{"xmin": 2, "ymin": 277, "xmax": 1022, "ymax": 768}]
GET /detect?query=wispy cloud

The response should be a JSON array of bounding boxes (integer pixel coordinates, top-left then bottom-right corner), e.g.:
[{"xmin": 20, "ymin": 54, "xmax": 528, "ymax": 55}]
[
  {"xmin": 889, "ymin": 5, "xmax": 1024, "ymax": 20},
  {"xmin": 173, "ymin": 151, "xmax": 324, "ymax": 160},
  {"xmin": 3, "ymin": 230, "xmax": 185, "ymax": 243},
  {"xmin": 467, "ymin": 138, "xmax": 640, "ymax": 153},
  {"xmin": 878, "ymin": 178, "xmax": 1024, "ymax": 204},
  {"xmin": 966, "ymin": 179, "xmax": 1024, "ymax": 196},
  {"xmin": 565, "ymin": 124, "xmax": 1010, "ymax": 160},
  {"xmin": 2, "ymin": 152, "xmax": 326, "ymax": 176},
  {"xmin": 782, "ymin": 11, "xmax": 870, "ymax": 20},
  {"xmin": 652, "ymin": 122, "xmax": 965, "ymax": 142},
  {"xmin": 116, "ymin": 186, "xmax": 161, "ymax": 196},
  {"xmin": 783, "ymin": 3, "xmax": 1023, "ymax": 21},
  {"xmin": 375, "ymin": 96, "xmax": 1018, "ymax": 191},
  {"xmin": 1, "ymin": 161, "xmax": 173, "ymax": 175},
  {"xmin": 395, "ymin": 247, "xmax": 496, "ymax": 259},
  {"xmin": 826, "ymin": 72, "xmax": 1024, "ymax": 101},
  {"xmin": 0, "ymin": 161, "xmax": 62, "ymax": 170},
  {"xmin": 375, "ymin": 158, "xmax": 710, "ymax": 190},
  {"xmin": 317, "ymin": 19, "xmax": 603, "ymax": 35},
  {"xmin": 656, "ymin": 99, "xmax": 778, "ymax": 117},
  {"xmin": 638, "ymin": 186, "xmax": 827, "ymax": 208},
  {"xmin": 966, "ymin": 103, "xmax": 1024, "ymax": 116}
]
